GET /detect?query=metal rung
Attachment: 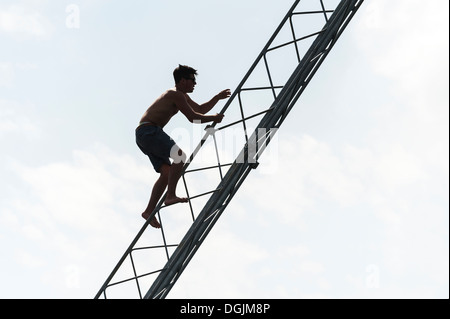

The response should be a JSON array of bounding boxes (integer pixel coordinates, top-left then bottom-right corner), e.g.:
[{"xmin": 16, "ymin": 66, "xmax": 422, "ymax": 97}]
[
  {"xmin": 241, "ymin": 86, "xmax": 284, "ymax": 91},
  {"xmin": 267, "ymin": 30, "xmax": 325, "ymax": 52},
  {"xmin": 217, "ymin": 108, "xmax": 274, "ymax": 131},
  {"xmin": 185, "ymin": 163, "xmax": 233, "ymax": 174},
  {"xmin": 188, "ymin": 188, "xmax": 222, "ymax": 201},
  {"xmin": 131, "ymin": 244, "xmax": 179, "ymax": 252},
  {"xmin": 107, "ymin": 269, "xmax": 164, "ymax": 288}
]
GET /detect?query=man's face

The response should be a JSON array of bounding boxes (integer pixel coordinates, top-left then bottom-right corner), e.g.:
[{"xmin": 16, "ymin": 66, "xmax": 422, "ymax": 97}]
[{"xmin": 185, "ymin": 75, "xmax": 196, "ymax": 93}]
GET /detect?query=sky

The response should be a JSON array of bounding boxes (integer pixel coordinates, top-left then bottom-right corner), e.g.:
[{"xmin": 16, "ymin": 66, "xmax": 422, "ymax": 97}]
[{"xmin": 0, "ymin": 0, "xmax": 448, "ymax": 299}]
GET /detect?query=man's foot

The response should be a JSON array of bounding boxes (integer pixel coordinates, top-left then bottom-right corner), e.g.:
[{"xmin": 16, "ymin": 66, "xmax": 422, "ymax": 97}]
[
  {"xmin": 141, "ymin": 212, "xmax": 161, "ymax": 229},
  {"xmin": 164, "ymin": 196, "xmax": 189, "ymax": 207}
]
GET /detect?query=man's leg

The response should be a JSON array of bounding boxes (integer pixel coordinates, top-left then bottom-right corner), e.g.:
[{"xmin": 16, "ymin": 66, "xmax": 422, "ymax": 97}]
[
  {"xmin": 142, "ymin": 164, "xmax": 170, "ymax": 228},
  {"xmin": 165, "ymin": 147, "xmax": 189, "ymax": 206}
]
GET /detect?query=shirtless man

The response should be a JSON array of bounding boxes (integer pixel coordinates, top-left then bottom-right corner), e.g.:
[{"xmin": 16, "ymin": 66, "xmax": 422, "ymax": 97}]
[{"xmin": 136, "ymin": 65, "xmax": 230, "ymax": 228}]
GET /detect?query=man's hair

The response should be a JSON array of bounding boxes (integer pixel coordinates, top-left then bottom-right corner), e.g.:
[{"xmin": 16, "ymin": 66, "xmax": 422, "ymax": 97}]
[{"xmin": 173, "ymin": 64, "xmax": 198, "ymax": 84}]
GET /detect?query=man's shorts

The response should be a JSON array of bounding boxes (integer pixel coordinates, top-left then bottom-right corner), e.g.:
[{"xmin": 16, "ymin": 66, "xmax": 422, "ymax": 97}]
[{"xmin": 136, "ymin": 125, "xmax": 177, "ymax": 173}]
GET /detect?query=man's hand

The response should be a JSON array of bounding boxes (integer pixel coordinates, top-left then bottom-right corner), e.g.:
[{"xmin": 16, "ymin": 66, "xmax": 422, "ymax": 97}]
[
  {"xmin": 217, "ymin": 89, "xmax": 231, "ymax": 100},
  {"xmin": 213, "ymin": 113, "xmax": 225, "ymax": 123}
]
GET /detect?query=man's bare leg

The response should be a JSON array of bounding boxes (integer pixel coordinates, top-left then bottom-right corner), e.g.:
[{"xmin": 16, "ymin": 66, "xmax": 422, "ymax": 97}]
[
  {"xmin": 141, "ymin": 165, "xmax": 170, "ymax": 228},
  {"xmin": 165, "ymin": 152, "xmax": 189, "ymax": 206}
]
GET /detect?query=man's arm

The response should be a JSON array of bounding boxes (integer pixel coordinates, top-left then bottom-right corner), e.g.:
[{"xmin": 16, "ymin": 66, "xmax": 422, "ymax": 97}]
[
  {"xmin": 186, "ymin": 89, "xmax": 231, "ymax": 114},
  {"xmin": 172, "ymin": 91, "xmax": 224, "ymax": 124}
]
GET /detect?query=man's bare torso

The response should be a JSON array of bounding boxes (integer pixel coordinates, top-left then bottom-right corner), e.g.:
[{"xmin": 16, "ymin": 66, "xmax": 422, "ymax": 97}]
[{"xmin": 140, "ymin": 89, "xmax": 180, "ymax": 128}]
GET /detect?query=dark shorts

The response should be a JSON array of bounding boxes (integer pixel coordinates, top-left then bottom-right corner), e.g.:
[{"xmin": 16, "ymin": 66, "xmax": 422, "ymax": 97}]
[{"xmin": 136, "ymin": 125, "xmax": 177, "ymax": 173}]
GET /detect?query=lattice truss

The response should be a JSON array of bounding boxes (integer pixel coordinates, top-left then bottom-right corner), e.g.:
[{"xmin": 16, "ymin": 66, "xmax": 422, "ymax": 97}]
[{"xmin": 95, "ymin": 0, "xmax": 363, "ymax": 299}]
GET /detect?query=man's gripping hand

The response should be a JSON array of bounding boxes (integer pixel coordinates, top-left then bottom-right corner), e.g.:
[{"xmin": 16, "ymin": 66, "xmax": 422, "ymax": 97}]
[{"xmin": 213, "ymin": 113, "xmax": 225, "ymax": 123}]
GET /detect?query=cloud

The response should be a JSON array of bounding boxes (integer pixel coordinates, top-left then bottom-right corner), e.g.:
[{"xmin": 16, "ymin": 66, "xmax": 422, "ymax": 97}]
[
  {"xmin": 355, "ymin": 0, "xmax": 449, "ymax": 156},
  {"xmin": 232, "ymin": 127, "xmax": 448, "ymax": 297},
  {"xmin": 357, "ymin": 0, "xmax": 449, "ymax": 78},
  {"xmin": 1, "ymin": 144, "xmax": 157, "ymax": 298},
  {"xmin": 11, "ymin": 144, "xmax": 152, "ymax": 231},
  {"xmin": 0, "ymin": 3, "xmax": 52, "ymax": 38},
  {"xmin": 353, "ymin": 0, "xmax": 449, "ymax": 199},
  {"xmin": 0, "ymin": 61, "xmax": 39, "ymax": 88},
  {"xmin": 0, "ymin": 101, "xmax": 39, "ymax": 135},
  {"xmin": 170, "ymin": 227, "xmax": 270, "ymax": 299},
  {"xmin": 0, "ymin": 63, "xmax": 15, "ymax": 88},
  {"xmin": 240, "ymin": 134, "xmax": 367, "ymax": 226}
]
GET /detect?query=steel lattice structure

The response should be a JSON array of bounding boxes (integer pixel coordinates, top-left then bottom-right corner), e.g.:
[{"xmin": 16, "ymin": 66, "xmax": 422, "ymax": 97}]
[{"xmin": 95, "ymin": 0, "xmax": 364, "ymax": 299}]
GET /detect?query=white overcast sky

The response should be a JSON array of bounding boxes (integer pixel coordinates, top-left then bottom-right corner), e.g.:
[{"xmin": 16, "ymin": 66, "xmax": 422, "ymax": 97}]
[{"xmin": 0, "ymin": 0, "xmax": 448, "ymax": 299}]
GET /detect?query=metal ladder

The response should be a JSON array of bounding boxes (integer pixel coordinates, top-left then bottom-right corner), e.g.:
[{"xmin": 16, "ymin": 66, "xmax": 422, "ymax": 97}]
[{"xmin": 95, "ymin": 0, "xmax": 364, "ymax": 299}]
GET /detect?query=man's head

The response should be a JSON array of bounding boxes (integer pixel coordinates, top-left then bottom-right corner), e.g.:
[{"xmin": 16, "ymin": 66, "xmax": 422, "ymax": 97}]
[{"xmin": 173, "ymin": 65, "xmax": 197, "ymax": 93}]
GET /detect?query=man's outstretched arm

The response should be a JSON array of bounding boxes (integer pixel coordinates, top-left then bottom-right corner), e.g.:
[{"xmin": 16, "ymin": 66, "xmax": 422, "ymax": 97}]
[
  {"xmin": 186, "ymin": 89, "xmax": 231, "ymax": 114},
  {"xmin": 172, "ymin": 91, "xmax": 224, "ymax": 124}
]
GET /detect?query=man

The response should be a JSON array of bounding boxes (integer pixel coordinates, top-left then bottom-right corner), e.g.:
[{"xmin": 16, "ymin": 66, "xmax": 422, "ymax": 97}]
[{"xmin": 136, "ymin": 65, "xmax": 230, "ymax": 228}]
